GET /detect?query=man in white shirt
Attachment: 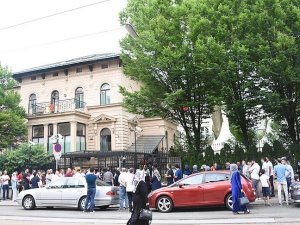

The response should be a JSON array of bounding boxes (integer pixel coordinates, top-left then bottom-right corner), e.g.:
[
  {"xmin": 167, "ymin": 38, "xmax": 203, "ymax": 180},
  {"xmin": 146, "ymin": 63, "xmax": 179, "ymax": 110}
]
[
  {"xmin": 266, "ymin": 157, "xmax": 275, "ymax": 197},
  {"xmin": 1, "ymin": 170, "xmax": 10, "ymax": 200},
  {"xmin": 261, "ymin": 157, "xmax": 270, "ymax": 177},
  {"xmin": 284, "ymin": 160, "xmax": 295, "ymax": 201},
  {"xmin": 118, "ymin": 168, "xmax": 129, "ymax": 210},
  {"xmin": 242, "ymin": 160, "xmax": 250, "ymax": 178},
  {"xmin": 249, "ymin": 160, "xmax": 261, "ymax": 199}
]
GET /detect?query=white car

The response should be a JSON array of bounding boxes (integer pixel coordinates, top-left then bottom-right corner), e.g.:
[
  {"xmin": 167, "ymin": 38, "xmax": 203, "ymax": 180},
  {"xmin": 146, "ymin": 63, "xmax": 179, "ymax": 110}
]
[{"xmin": 17, "ymin": 177, "xmax": 119, "ymax": 210}]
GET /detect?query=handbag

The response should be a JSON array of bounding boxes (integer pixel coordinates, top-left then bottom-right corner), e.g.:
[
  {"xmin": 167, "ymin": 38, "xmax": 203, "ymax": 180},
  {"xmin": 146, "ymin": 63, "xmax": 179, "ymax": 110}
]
[
  {"xmin": 239, "ymin": 195, "xmax": 249, "ymax": 206},
  {"xmin": 139, "ymin": 208, "xmax": 152, "ymax": 221}
]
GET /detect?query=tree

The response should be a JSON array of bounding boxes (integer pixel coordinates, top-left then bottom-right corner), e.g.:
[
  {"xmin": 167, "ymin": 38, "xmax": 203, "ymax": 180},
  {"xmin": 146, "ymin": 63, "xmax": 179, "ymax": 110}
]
[
  {"xmin": 204, "ymin": 146, "xmax": 214, "ymax": 166},
  {"xmin": 0, "ymin": 144, "xmax": 51, "ymax": 174},
  {"xmin": 0, "ymin": 64, "xmax": 27, "ymax": 149},
  {"xmin": 220, "ymin": 144, "xmax": 232, "ymax": 164},
  {"xmin": 261, "ymin": 143, "xmax": 274, "ymax": 160},
  {"xmin": 119, "ymin": 0, "xmax": 225, "ymax": 154},
  {"xmin": 249, "ymin": 0, "xmax": 300, "ymax": 145}
]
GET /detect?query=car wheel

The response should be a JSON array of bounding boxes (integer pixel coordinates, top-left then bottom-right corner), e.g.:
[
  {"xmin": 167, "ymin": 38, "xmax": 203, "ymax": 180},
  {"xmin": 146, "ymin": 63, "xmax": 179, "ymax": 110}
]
[
  {"xmin": 22, "ymin": 195, "xmax": 36, "ymax": 210},
  {"xmin": 225, "ymin": 193, "xmax": 233, "ymax": 210},
  {"xmin": 78, "ymin": 196, "xmax": 86, "ymax": 211},
  {"xmin": 156, "ymin": 196, "xmax": 173, "ymax": 213}
]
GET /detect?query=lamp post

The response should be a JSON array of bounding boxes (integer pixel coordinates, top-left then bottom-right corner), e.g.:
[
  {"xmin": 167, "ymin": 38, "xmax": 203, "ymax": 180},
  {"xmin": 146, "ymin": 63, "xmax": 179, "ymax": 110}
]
[
  {"xmin": 124, "ymin": 23, "xmax": 139, "ymax": 39},
  {"xmin": 130, "ymin": 124, "xmax": 143, "ymax": 169},
  {"xmin": 130, "ymin": 125, "xmax": 138, "ymax": 169}
]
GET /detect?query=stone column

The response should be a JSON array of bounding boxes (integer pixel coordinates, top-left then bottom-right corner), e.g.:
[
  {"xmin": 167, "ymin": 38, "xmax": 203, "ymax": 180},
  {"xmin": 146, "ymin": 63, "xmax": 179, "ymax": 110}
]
[
  {"xmin": 53, "ymin": 123, "xmax": 58, "ymax": 135},
  {"xmin": 43, "ymin": 124, "xmax": 48, "ymax": 153},
  {"xmin": 70, "ymin": 122, "xmax": 77, "ymax": 152}
]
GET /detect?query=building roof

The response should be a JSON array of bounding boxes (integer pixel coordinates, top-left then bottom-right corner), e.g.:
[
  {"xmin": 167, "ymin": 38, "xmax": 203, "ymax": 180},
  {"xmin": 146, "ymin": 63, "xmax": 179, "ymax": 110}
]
[{"xmin": 13, "ymin": 53, "xmax": 120, "ymax": 79}]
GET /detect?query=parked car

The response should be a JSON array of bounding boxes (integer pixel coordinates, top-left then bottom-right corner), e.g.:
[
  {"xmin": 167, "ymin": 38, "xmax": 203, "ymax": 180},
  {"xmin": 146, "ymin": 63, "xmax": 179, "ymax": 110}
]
[
  {"xmin": 290, "ymin": 181, "xmax": 300, "ymax": 203},
  {"xmin": 148, "ymin": 171, "xmax": 255, "ymax": 213},
  {"xmin": 17, "ymin": 177, "xmax": 119, "ymax": 210}
]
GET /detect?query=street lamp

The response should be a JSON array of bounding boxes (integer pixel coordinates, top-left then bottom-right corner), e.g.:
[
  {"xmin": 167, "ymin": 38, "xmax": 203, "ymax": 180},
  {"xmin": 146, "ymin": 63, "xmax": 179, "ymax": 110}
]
[
  {"xmin": 124, "ymin": 23, "xmax": 139, "ymax": 39},
  {"xmin": 129, "ymin": 125, "xmax": 143, "ymax": 169}
]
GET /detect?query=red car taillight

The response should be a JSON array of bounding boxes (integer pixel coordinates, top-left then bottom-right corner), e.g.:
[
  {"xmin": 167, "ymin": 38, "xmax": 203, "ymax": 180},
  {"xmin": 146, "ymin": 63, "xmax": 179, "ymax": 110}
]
[{"xmin": 106, "ymin": 191, "xmax": 116, "ymax": 196}]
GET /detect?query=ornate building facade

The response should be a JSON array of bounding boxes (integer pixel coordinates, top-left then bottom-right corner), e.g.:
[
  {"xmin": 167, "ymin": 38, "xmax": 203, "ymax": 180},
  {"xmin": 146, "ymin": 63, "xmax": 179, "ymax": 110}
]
[{"xmin": 13, "ymin": 54, "xmax": 178, "ymax": 168}]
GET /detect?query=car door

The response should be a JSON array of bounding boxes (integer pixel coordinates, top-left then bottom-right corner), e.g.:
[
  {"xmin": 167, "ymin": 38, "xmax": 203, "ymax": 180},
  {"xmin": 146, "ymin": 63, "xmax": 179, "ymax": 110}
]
[
  {"xmin": 39, "ymin": 179, "xmax": 66, "ymax": 206},
  {"xmin": 172, "ymin": 174, "xmax": 204, "ymax": 207},
  {"xmin": 61, "ymin": 178, "xmax": 86, "ymax": 206},
  {"xmin": 202, "ymin": 173, "xmax": 230, "ymax": 204}
]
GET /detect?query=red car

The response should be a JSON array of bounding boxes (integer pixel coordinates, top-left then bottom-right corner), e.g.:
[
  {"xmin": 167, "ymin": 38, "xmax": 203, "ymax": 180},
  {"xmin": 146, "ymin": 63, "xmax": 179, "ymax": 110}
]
[{"xmin": 148, "ymin": 170, "xmax": 255, "ymax": 213}]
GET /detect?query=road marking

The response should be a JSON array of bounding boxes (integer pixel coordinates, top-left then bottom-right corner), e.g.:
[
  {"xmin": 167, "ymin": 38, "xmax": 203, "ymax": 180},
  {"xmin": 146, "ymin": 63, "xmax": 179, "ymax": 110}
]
[{"xmin": 0, "ymin": 216, "xmax": 278, "ymax": 224}]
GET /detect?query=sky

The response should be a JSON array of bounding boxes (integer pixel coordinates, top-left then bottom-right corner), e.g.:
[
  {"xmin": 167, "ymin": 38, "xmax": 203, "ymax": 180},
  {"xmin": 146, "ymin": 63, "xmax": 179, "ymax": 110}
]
[{"xmin": 0, "ymin": 0, "xmax": 128, "ymax": 72}]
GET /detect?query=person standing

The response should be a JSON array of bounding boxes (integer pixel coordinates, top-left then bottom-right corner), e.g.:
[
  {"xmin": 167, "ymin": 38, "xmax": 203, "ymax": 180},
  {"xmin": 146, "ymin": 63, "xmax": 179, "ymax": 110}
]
[
  {"xmin": 45, "ymin": 169, "xmax": 53, "ymax": 186},
  {"xmin": 128, "ymin": 170, "xmax": 149, "ymax": 225},
  {"xmin": 165, "ymin": 164, "xmax": 174, "ymax": 186},
  {"xmin": 192, "ymin": 165, "xmax": 198, "ymax": 174},
  {"xmin": 249, "ymin": 159, "xmax": 261, "ymax": 200},
  {"xmin": 11, "ymin": 172, "xmax": 18, "ymax": 202},
  {"xmin": 266, "ymin": 157, "xmax": 275, "ymax": 197},
  {"xmin": 174, "ymin": 164, "xmax": 183, "ymax": 182},
  {"xmin": 84, "ymin": 167, "xmax": 97, "ymax": 213},
  {"xmin": 242, "ymin": 160, "xmax": 250, "ymax": 179},
  {"xmin": 30, "ymin": 172, "xmax": 40, "ymax": 189},
  {"xmin": 125, "ymin": 168, "xmax": 135, "ymax": 213},
  {"xmin": 261, "ymin": 158, "xmax": 270, "ymax": 178},
  {"xmin": 151, "ymin": 165, "xmax": 161, "ymax": 191},
  {"xmin": 0, "ymin": 171, "xmax": 2, "ymax": 200},
  {"xmin": 260, "ymin": 169, "xmax": 271, "ymax": 206},
  {"xmin": 73, "ymin": 169, "xmax": 82, "ymax": 178},
  {"xmin": 65, "ymin": 168, "xmax": 73, "ymax": 177},
  {"xmin": 284, "ymin": 159, "xmax": 294, "ymax": 202},
  {"xmin": 1, "ymin": 170, "xmax": 10, "ymax": 200},
  {"xmin": 183, "ymin": 165, "xmax": 191, "ymax": 178},
  {"xmin": 274, "ymin": 158, "xmax": 289, "ymax": 206},
  {"xmin": 230, "ymin": 164, "xmax": 250, "ymax": 214},
  {"xmin": 103, "ymin": 168, "xmax": 113, "ymax": 186},
  {"xmin": 118, "ymin": 168, "xmax": 129, "ymax": 210}
]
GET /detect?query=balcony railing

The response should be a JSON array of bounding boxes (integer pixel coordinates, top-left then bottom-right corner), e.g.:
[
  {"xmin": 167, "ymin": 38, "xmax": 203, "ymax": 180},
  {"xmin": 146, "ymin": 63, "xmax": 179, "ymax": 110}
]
[{"xmin": 28, "ymin": 99, "xmax": 86, "ymax": 115}]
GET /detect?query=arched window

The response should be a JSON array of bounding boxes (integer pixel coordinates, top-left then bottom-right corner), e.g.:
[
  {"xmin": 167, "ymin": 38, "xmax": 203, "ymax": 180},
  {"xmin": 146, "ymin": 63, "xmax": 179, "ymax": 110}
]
[
  {"xmin": 75, "ymin": 87, "xmax": 84, "ymax": 109},
  {"xmin": 100, "ymin": 83, "xmax": 111, "ymax": 105},
  {"xmin": 28, "ymin": 94, "xmax": 37, "ymax": 114},
  {"xmin": 100, "ymin": 128, "xmax": 111, "ymax": 152},
  {"xmin": 51, "ymin": 90, "xmax": 59, "ymax": 112}
]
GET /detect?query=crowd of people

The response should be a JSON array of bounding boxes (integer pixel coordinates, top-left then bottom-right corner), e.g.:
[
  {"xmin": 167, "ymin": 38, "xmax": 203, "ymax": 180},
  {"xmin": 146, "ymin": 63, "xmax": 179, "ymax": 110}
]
[
  {"xmin": 0, "ymin": 157, "xmax": 300, "ymax": 222},
  {"xmin": 228, "ymin": 157, "xmax": 300, "ymax": 215}
]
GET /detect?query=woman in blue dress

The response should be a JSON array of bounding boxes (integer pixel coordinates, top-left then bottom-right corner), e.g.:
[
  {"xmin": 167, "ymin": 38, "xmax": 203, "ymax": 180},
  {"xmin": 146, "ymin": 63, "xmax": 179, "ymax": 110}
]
[{"xmin": 230, "ymin": 164, "xmax": 250, "ymax": 214}]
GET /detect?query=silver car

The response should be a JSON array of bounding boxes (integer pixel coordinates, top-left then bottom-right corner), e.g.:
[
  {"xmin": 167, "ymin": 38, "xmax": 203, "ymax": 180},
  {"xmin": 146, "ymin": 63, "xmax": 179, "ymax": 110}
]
[
  {"xmin": 17, "ymin": 177, "xmax": 119, "ymax": 210},
  {"xmin": 290, "ymin": 181, "xmax": 300, "ymax": 203}
]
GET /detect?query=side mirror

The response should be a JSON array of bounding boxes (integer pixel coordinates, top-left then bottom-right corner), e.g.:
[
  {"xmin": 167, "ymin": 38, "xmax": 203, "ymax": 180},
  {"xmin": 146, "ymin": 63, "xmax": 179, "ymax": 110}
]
[{"xmin": 179, "ymin": 183, "xmax": 184, "ymax": 188}]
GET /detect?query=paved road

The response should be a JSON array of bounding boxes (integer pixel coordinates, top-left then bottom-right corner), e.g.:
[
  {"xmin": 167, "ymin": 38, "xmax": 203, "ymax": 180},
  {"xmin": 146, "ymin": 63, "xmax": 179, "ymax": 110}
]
[{"xmin": 0, "ymin": 201, "xmax": 299, "ymax": 225}]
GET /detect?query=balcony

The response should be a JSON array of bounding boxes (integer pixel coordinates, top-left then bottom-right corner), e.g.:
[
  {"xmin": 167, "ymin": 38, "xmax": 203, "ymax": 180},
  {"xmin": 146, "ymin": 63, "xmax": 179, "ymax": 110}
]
[{"xmin": 28, "ymin": 99, "xmax": 86, "ymax": 116}]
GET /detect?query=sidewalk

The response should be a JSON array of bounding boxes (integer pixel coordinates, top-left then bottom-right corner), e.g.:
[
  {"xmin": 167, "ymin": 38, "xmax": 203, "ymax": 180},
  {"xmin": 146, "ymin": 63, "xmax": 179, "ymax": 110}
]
[{"xmin": 0, "ymin": 200, "xmax": 18, "ymax": 206}]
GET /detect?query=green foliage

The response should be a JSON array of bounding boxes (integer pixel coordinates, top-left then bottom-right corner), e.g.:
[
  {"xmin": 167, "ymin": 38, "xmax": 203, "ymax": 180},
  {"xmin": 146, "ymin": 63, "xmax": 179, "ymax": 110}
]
[
  {"xmin": 170, "ymin": 139, "xmax": 204, "ymax": 167},
  {"xmin": 0, "ymin": 64, "xmax": 26, "ymax": 148},
  {"xmin": 261, "ymin": 143, "xmax": 273, "ymax": 160},
  {"xmin": 220, "ymin": 144, "xmax": 232, "ymax": 164},
  {"xmin": 120, "ymin": 0, "xmax": 300, "ymax": 154},
  {"xmin": 204, "ymin": 146, "xmax": 214, "ymax": 166},
  {"xmin": 0, "ymin": 144, "xmax": 51, "ymax": 174},
  {"xmin": 120, "ymin": 0, "xmax": 225, "ymax": 154}
]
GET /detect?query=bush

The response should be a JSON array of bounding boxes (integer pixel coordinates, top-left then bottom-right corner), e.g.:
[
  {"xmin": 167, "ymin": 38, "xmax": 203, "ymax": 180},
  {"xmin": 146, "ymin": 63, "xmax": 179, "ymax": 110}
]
[{"xmin": 0, "ymin": 144, "xmax": 52, "ymax": 174}]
